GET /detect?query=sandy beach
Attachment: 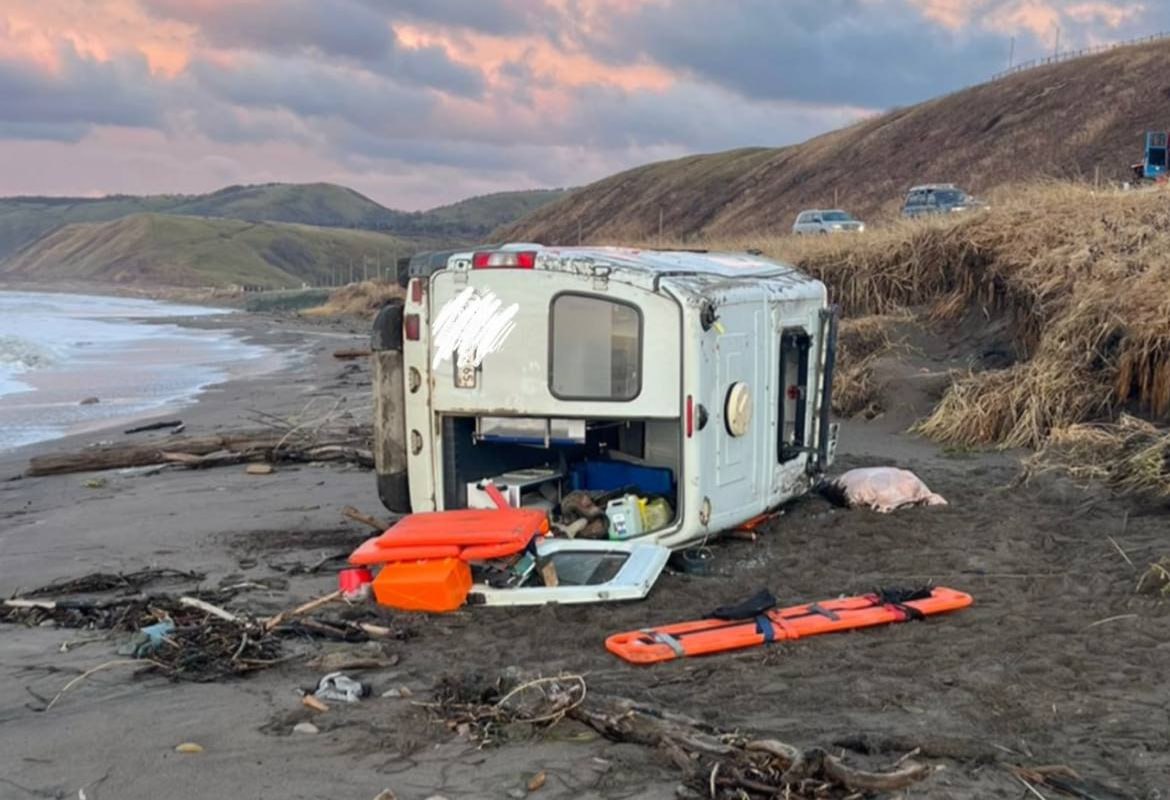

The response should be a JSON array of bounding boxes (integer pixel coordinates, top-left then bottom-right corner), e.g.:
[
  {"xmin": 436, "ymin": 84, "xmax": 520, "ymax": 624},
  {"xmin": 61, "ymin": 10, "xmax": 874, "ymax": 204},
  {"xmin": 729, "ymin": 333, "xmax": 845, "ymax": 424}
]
[{"xmin": 1, "ymin": 311, "xmax": 1166, "ymax": 800}]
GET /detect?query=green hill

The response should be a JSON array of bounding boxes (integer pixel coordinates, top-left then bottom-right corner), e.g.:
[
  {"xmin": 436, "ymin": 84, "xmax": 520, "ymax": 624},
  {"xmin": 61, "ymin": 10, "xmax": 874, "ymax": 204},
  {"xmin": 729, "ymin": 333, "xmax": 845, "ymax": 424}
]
[
  {"xmin": 413, "ymin": 189, "xmax": 571, "ymax": 239},
  {"xmin": 164, "ymin": 182, "xmax": 402, "ymax": 229},
  {"xmin": 0, "ymin": 183, "xmax": 570, "ymax": 262},
  {"xmin": 499, "ymin": 38, "xmax": 1170, "ymax": 243},
  {"xmin": 0, "ymin": 213, "xmax": 418, "ymax": 289}
]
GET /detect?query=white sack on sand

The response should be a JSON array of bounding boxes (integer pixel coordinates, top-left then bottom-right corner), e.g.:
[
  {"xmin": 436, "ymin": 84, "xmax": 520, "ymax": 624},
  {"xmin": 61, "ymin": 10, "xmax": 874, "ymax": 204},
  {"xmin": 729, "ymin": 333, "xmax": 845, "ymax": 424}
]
[{"xmin": 832, "ymin": 467, "xmax": 947, "ymax": 513}]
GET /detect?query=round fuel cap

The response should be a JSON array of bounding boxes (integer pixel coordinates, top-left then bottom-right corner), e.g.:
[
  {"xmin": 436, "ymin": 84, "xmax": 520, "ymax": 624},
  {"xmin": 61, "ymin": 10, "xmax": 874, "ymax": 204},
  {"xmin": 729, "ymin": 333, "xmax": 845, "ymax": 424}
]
[{"xmin": 725, "ymin": 382, "xmax": 752, "ymax": 436}]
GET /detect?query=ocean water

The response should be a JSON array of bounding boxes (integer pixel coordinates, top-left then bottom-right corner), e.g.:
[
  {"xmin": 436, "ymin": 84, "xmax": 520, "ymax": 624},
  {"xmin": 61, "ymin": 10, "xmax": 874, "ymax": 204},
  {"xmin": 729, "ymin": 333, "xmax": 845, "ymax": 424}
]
[{"xmin": 0, "ymin": 291, "xmax": 278, "ymax": 453}]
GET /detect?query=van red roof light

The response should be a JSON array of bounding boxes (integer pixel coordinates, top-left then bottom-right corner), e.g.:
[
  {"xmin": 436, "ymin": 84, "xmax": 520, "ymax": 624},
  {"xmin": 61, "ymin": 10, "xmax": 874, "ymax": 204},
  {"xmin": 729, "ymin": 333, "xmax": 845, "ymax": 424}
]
[{"xmin": 472, "ymin": 250, "xmax": 536, "ymax": 269}]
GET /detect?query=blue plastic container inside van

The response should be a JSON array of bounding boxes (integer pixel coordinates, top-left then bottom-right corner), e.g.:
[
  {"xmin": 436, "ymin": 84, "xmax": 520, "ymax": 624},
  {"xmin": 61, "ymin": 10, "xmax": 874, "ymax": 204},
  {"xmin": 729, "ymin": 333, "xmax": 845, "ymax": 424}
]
[{"xmin": 568, "ymin": 460, "xmax": 674, "ymax": 496}]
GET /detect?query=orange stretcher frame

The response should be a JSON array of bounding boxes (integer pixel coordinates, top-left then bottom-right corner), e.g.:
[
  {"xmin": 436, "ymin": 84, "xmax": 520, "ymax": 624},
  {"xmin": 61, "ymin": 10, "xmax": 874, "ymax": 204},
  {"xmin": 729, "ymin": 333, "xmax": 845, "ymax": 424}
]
[
  {"xmin": 606, "ymin": 587, "xmax": 973, "ymax": 665},
  {"xmin": 349, "ymin": 507, "xmax": 549, "ymax": 566}
]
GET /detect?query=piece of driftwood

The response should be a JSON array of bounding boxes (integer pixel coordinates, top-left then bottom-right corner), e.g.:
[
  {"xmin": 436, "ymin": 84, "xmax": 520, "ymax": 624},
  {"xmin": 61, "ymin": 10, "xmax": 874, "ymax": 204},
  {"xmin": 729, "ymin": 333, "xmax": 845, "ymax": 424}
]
[
  {"xmin": 27, "ymin": 431, "xmax": 280, "ymax": 476},
  {"xmin": 26, "ymin": 428, "xmax": 373, "ymax": 477},
  {"xmin": 342, "ymin": 506, "xmax": 390, "ymax": 532},
  {"xmin": 263, "ymin": 590, "xmax": 342, "ymax": 632},
  {"xmin": 333, "ymin": 348, "xmax": 372, "ymax": 360},
  {"xmin": 124, "ymin": 420, "xmax": 184, "ymax": 434},
  {"xmin": 179, "ymin": 596, "xmax": 242, "ymax": 623}
]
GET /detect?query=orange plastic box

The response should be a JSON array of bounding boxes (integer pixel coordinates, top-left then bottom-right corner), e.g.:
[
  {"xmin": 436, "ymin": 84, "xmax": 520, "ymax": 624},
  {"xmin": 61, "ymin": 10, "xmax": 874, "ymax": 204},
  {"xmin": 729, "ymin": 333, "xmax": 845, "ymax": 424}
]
[{"xmin": 371, "ymin": 557, "xmax": 472, "ymax": 612}]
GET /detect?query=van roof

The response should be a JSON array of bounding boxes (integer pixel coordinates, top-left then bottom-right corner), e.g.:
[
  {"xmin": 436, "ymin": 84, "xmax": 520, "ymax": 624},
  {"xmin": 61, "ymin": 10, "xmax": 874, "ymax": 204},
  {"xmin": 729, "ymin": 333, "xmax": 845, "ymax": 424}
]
[
  {"xmin": 412, "ymin": 244, "xmax": 824, "ymax": 299},
  {"xmin": 908, "ymin": 183, "xmax": 958, "ymax": 192},
  {"xmin": 535, "ymin": 245, "xmax": 799, "ymax": 279}
]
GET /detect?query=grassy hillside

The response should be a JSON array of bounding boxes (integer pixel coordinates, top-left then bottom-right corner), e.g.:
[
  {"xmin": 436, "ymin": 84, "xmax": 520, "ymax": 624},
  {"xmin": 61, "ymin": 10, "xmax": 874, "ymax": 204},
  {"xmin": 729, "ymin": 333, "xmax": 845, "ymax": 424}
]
[
  {"xmin": 165, "ymin": 183, "xmax": 401, "ymax": 229},
  {"xmin": 693, "ymin": 183, "xmax": 1170, "ymax": 495},
  {"xmin": 501, "ymin": 38, "xmax": 1170, "ymax": 243},
  {"xmin": 417, "ymin": 189, "xmax": 571, "ymax": 239},
  {"xmin": 0, "ymin": 183, "xmax": 569, "ymax": 261},
  {"xmin": 0, "ymin": 213, "xmax": 418, "ymax": 289}
]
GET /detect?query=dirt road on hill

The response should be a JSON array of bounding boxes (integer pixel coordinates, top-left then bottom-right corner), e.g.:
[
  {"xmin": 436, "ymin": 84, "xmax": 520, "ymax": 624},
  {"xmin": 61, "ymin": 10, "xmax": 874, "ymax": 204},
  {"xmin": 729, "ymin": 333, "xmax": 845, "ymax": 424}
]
[{"xmin": 1, "ymin": 314, "xmax": 1166, "ymax": 800}]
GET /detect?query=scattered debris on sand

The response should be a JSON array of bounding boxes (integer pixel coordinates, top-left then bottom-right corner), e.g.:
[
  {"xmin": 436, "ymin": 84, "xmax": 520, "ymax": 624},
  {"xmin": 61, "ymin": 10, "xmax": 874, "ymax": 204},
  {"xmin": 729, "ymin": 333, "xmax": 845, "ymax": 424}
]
[
  {"xmin": 18, "ymin": 568, "xmax": 205, "ymax": 597},
  {"xmin": 2, "ymin": 575, "xmax": 410, "ymax": 685},
  {"xmin": 428, "ymin": 672, "xmax": 932, "ymax": 798}
]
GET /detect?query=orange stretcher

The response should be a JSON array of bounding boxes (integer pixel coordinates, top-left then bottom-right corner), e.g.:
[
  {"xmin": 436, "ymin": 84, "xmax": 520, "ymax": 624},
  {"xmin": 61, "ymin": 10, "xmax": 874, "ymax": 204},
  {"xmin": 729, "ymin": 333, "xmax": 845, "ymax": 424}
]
[
  {"xmin": 606, "ymin": 586, "xmax": 973, "ymax": 665},
  {"xmin": 348, "ymin": 507, "xmax": 549, "ymax": 566}
]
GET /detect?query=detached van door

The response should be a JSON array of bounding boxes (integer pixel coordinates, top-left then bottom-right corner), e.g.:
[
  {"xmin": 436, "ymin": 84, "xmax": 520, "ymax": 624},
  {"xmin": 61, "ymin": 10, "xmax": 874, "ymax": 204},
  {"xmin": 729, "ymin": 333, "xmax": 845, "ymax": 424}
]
[{"xmin": 699, "ymin": 297, "xmax": 769, "ymax": 529}]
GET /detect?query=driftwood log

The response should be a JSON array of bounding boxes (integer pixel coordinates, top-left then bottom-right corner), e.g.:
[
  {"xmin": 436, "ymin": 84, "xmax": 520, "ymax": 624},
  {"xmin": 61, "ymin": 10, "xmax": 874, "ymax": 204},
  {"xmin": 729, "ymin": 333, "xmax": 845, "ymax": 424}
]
[
  {"xmin": 567, "ymin": 695, "xmax": 931, "ymax": 797},
  {"xmin": 333, "ymin": 348, "xmax": 372, "ymax": 360},
  {"xmin": 26, "ymin": 428, "xmax": 373, "ymax": 477}
]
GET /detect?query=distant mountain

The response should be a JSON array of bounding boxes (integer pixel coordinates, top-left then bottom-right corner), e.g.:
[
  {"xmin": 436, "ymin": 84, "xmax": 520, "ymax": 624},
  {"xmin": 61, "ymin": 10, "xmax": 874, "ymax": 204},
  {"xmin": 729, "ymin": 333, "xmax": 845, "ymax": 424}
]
[
  {"xmin": 499, "ymin": 38, "xmax": 1170, "ymax": 242},
  {"xmin": 0, "ymin": 213, "xmax": 421, "ymax": 289},
  {"xmin": 165, "ymin": 182, "xmax": 403, "ymax": 229},
  {"xmin": 416, "ymin": 189, "xmax": 573, "ymax": 239},
  {"xmin": 0, "ymin": 183, "xmax": 571, "ymax": 261}
]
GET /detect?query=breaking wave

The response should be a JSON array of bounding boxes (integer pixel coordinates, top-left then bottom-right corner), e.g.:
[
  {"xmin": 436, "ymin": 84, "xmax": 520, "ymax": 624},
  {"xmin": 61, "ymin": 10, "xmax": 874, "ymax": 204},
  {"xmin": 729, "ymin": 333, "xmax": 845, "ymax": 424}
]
[{"xmin": 0, "ymin": 334, "xmax": 60, "ymax": 370}]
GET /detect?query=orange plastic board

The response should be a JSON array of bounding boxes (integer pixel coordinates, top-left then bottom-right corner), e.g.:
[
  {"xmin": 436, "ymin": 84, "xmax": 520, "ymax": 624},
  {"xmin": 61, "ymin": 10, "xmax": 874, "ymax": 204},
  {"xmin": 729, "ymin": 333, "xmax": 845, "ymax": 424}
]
[
  {"xmin": 606, "ymin": 587, "xmax": 973, "ymax": 664},
  {"xmin": 350, "ymin": 508, "xmax": 548, "ymax": 566},
  {"xmin": 350, "ymin": 540, "xmax": 461, "ymax": 566},
  {"xmin": 371, "ymin": 558, "xmax": 472, "ymax": 612}
]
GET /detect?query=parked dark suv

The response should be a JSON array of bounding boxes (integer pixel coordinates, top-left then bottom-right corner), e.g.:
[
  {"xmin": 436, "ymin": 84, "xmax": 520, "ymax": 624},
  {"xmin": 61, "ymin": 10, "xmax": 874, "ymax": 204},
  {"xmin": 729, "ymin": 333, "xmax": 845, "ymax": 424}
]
[{"xmin": 901, "ymin": 184, "xmax": 984, "ymax": 217}]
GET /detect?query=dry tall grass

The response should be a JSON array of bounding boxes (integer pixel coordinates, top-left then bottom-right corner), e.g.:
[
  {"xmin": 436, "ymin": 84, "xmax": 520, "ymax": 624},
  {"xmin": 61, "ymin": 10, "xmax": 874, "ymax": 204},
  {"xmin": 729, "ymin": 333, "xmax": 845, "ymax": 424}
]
[
  {"xmin": 1024, "ymin": 415, "xmax": 1170, "ymax": 496},
  {"xmin": 833, "ymin": 314, "xmax": 909, "ymax": 417},
  {"xmin": 706, "ymin": 182, "xmax": 1170, "ymax": 449},
  {"xmin": 303, "ymin": 280, "xmax": 405, "ymax": 318}
]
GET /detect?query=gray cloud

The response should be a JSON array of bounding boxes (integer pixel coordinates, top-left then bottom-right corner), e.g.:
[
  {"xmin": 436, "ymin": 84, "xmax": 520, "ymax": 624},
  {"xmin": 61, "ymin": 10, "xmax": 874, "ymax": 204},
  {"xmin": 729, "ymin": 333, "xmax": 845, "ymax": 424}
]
[
  {"xmin": 0, "ymin": 46, "xmax": 161, "ymax": 139},
  {"xmin": 359, "ymin": 0, "xmax": 539, "ymax": 37},
  {"xmin": 144, "ymin": 0, "xmax": 484, "ymax": 98},
  {"xmin": 385, "ymin": 43, "xmax": 485, "ymax": 98},
  {"xmin": 142, "ymin": 0, "xmax": 394, "ymax": 60},
  {"xmin": 579, "ymin": 0, "xmax": 1020, "ymax": 109},
  {"xmin": 0, "ymin": 121, "xmax": 90, "ymax": 142},
  {"xmin": 188, "ymin": 54, "xmax": 436, "ymax": 128}
]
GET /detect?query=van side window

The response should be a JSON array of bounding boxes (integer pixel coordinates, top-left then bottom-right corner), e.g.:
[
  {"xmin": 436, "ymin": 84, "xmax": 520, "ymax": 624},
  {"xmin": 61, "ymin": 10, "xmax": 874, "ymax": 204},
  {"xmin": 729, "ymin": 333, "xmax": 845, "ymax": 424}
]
[{"xmin": 550, "ymin": 294, "xmax": 641, "ymax": 400}]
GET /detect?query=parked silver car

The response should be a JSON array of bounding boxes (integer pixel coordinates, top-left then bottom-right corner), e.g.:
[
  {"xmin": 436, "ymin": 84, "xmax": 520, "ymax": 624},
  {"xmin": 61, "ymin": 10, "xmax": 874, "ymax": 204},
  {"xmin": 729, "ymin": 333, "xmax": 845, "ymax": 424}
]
[{"xmin": 792, "ymin": 209, "xmax": 865, "ymax": 235}]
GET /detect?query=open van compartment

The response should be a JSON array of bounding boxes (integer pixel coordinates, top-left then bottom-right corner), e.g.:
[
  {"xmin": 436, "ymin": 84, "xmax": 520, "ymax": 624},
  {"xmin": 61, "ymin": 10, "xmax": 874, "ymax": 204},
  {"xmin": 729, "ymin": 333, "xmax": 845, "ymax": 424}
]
[{"xmin": 439, "ymin": 414, "xmax": 682, "ymax": 539}]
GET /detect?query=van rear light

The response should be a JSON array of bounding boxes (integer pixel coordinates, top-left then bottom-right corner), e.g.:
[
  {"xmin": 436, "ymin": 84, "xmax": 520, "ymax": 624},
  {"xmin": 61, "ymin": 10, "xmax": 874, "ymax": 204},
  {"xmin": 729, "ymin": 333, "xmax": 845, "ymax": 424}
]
[
  {"xmin": 686, "ymin": 395, "xmax": 694, "ymax": 438},
  {"xmin": 404, "ymin": 313, "xmax": 420, "ymax": 341},
  {"xmin": 472, "ymin": 250, "xmax": 536, "ymax": 269},
  {"xmin": 410, "ymin": 278, "xmax": 424, "ymax": 303}
]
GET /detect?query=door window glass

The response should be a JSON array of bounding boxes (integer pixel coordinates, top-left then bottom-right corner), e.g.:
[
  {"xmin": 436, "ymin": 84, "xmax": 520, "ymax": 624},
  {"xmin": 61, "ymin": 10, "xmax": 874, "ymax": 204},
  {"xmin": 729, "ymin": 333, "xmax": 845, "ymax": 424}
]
[{"xmin": 550, "ymin": 294, "xmax": 641, "ymax": 400}]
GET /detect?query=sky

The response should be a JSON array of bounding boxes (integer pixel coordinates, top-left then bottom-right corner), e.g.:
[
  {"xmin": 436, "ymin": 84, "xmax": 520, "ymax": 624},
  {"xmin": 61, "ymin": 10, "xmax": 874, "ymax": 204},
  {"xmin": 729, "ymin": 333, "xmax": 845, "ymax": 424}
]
[{"xmin": 0, "ymin": 0, "xmax": 1158, "ymax": 209}]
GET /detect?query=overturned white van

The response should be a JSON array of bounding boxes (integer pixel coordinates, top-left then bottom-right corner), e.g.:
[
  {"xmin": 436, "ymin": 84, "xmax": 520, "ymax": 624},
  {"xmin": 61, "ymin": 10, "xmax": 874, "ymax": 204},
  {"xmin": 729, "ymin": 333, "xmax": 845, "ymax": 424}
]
[{"xmin": 371, "ymin": 245, "xmax": 838, "ymax": 551}]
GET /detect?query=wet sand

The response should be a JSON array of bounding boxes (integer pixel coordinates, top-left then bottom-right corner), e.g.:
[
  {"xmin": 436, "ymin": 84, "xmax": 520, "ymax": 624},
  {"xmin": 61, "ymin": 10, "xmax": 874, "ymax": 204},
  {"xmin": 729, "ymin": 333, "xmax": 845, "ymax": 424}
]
[{"xmin": 1, "ymin": 313, "xmax": 1166, "ymax": 800}]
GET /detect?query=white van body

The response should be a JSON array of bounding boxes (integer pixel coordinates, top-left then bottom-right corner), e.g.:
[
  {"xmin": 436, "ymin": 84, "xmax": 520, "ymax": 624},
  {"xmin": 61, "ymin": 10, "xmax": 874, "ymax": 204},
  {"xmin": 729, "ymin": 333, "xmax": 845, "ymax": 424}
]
[{"xmin": 371, "ymin": 245, "xmax": 838, "ymax": 551}]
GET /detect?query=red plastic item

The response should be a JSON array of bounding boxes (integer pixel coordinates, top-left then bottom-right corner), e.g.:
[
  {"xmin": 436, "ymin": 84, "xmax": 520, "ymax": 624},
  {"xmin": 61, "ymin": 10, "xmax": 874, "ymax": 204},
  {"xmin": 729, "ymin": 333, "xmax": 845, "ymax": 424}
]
[
  {"xmin": 371, "ymin": 558, "xmax": 471, "ymax": 612},
  {"xmin": 348, "ymin": 507, "xmax": 549, "ymax": 567},
  {"xmin": 606, "ymin": 587, "xmax": 973, "ymax": 665},
  {"xmin": 338, "ymin": 567, "xmax": 373, "ymax": 596}
]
